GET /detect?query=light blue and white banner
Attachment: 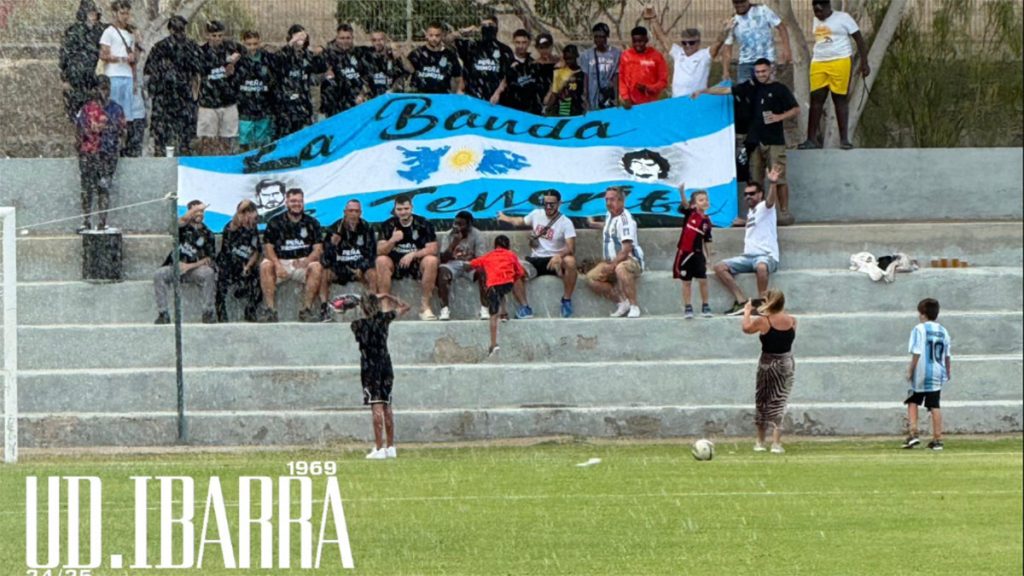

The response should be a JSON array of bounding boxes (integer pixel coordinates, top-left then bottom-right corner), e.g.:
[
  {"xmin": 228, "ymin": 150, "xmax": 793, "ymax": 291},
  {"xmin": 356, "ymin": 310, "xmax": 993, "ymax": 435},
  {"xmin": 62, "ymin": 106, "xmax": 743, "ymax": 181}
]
[{"xmin": 177, "ymin": 93, "xmax": 737, "ymax": 229}]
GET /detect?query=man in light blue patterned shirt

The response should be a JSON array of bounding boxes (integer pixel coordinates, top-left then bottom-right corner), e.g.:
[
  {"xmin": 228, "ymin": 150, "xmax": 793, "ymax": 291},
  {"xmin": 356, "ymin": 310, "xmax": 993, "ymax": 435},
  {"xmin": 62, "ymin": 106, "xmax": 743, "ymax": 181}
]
[{"xmin": 721, "ymin": 0, "xmax": 792, "ymax": 83}]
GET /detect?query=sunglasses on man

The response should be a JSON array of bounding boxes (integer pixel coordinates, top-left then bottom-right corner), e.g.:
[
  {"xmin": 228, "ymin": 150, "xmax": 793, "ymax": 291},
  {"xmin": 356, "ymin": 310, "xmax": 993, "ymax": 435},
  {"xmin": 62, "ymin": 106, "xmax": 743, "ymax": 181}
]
[{"xmin": 680, "ymin": 40, "xmax": 700, "ymax": 46}]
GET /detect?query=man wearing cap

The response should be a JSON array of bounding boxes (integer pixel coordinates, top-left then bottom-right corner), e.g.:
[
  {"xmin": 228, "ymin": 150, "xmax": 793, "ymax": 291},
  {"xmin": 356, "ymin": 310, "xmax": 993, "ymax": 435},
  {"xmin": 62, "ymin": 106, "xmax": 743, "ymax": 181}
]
[
  {"xmin": 644, "ymin": 6, "xmax": 729, "ymax": 98},
  {"xmin": 579, "ymin": 23, "xmax": 621, "ymax": 111},
  {"xmin": 533, "ymin": 33, "xmax": 559, "ymax": 100}
]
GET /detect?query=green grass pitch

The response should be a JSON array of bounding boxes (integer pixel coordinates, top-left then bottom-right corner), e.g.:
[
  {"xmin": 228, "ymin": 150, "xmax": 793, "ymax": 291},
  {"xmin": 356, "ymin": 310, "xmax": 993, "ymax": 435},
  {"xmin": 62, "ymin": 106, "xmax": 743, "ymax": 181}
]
[{"xmin": 1, "ymin": 437, "xmax": 1021, "ymax": 575}]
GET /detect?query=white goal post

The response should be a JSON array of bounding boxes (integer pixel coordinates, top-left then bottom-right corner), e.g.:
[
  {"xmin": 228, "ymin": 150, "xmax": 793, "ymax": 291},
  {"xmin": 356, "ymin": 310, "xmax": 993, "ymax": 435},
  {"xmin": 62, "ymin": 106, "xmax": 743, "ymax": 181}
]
[{"xmin": 1, "ymin": 207, "xmax": 16, "ymax": 463}]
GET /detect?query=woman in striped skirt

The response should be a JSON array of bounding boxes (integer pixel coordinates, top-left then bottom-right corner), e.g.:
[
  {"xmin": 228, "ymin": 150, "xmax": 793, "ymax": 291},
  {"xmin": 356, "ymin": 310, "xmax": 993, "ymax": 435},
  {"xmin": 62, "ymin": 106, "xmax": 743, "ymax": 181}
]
[{"xmin": 742, "ymin": 289, "xmax": 796, "ymax": 454}]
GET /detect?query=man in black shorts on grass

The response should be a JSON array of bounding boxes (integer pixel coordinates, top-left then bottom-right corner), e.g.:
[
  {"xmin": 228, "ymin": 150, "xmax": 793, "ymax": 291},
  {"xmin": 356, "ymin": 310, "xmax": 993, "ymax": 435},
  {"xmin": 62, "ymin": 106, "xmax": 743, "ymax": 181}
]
[
  {"xmin": 375, "ymin": 195, "xmax": 440, "ymax": 320},
  {"xmin": 348, "ymin": 292, "xmax": 410, "ymax": 459},
  {"xmin": 319, "ymin": 198, "xmax": 377, "ymax": 321}
]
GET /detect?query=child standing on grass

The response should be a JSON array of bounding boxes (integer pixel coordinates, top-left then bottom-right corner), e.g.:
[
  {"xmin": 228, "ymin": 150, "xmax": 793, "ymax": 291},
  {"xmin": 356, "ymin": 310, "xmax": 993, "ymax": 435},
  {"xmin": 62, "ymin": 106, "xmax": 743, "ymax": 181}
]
[
  {"xmin": 344, "ymin": 293, "xmax": 410, "ymax": 459},
  {"xmin": 672, "ymin": 185, "xmax": 714, "ymax": 319},
  {"xmin": 470, "ymin": 235, "xmax": 528, "ymax": 357},
  {"xmin": 903, "ymin": 298, "xmax": 951, "ymax": 451}
]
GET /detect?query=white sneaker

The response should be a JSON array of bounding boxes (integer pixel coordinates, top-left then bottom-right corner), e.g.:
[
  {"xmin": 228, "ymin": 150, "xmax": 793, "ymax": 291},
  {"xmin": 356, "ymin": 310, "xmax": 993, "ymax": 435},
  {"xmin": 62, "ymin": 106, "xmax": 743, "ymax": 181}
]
[
  {"xmin": 438, "ymin": 306, "xmax": 451, "ymax": 321},
  {"xmin": 770, "ymin": 443, "xmax": 785, "ymax": 454},
  {"xmin": 627, "ymin": 305, "xmax": 641, "ymax": 318},
  {"xmin": 753, "ymin": 442, "xmax": 767, "ymax": 452},
  {"xmin": 418, "ymin": 309, "xmax": 437, "ymax": 321},
  {"xmin": 479, "ymin": 306, "xmax": 490, "ymax": 320},
  {"xmin": 610, "ymin": 301, "xmax": 630, "ymax": 317},
  {"xmin": 386, "ymin": 446, "xmax": 397, "ymax": 459},
  {"xmin": 365, "ymin": 448, "xmax": 386, "ymax": 460}
]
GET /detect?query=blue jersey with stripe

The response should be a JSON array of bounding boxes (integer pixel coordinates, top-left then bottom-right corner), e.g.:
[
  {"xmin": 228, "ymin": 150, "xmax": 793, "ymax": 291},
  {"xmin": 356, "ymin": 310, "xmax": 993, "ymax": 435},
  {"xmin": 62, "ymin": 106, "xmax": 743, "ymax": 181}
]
[{"xmin": 908, "ymin": 321, "xmax": 951, "ymax": 392}]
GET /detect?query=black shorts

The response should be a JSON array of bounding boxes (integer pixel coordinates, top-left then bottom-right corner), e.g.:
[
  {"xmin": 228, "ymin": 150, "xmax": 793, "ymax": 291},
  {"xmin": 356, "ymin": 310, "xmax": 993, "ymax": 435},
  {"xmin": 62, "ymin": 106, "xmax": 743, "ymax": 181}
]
[
  {"xmin": 328, "ymin": 262, "xmax": 370, "ymax": 285},
  {"xmin": 388, "ymin": 253, "xmax": 422, "ymax": 281},
  {"xmin": 362, "ymin": 367, "xmax": 394, "ymax": 405},
  {"xmin": 527, "ymin": 256, "xmax": 561, "ymax": 277},
  {"xmin": 486, "ymin": 283, "xmax": 514, "ymax": 315},
  {"xmin": 904, "ymin": 390, "xmax": 941, "ymax": 410},
  {"xmin": 673, "ymin": 251, "xmax": 707, "ymax": 281}
]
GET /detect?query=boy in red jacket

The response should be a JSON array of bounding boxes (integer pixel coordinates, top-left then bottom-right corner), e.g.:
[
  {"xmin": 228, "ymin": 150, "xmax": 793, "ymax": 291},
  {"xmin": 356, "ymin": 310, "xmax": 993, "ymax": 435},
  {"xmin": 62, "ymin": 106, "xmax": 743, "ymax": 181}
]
[{"xmin": 470, "ymin": 235, "xmax": 528, "ymax": 357}]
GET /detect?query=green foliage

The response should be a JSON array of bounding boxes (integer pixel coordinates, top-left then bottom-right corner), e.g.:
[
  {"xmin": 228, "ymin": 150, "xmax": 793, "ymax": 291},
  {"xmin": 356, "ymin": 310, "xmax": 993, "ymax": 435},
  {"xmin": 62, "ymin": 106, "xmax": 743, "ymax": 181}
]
[
  {"xmin": 335, "ymin": 0, "xmax": 498, "ymax": 40},
  {"xmin": 859, "ymin": 0, "xmax": 1024, "ymax": 147},
  {"xmin": 534, "ymin": 0, "xmax": 620, "ymax": 38}
]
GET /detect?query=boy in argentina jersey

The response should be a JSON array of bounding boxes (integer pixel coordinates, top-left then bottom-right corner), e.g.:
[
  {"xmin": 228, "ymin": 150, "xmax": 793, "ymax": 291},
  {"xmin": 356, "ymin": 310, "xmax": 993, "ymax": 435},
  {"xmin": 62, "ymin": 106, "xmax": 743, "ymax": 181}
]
[{"xmin": 902, "ymin": 298, "xmax": 952, "ymax": 451}]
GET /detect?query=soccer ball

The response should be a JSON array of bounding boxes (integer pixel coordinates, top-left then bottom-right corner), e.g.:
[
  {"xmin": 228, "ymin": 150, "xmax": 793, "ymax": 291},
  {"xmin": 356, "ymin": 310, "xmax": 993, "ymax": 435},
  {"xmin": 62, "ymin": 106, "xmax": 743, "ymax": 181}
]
[{"xmin": 691, "ymin": 439, "xmax": 715, "ymax": 461}]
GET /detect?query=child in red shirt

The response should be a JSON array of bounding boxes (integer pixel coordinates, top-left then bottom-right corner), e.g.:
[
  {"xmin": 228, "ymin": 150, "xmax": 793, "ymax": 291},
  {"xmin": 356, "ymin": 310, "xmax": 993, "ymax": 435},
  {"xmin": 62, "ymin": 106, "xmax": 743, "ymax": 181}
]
[
  {"xmin": 672, "ymin": 186, "xmax": 714, "ymax": 319},
  {"xmin": 470, "ymin": 235, "xmax": 529, "ymax": 356}
]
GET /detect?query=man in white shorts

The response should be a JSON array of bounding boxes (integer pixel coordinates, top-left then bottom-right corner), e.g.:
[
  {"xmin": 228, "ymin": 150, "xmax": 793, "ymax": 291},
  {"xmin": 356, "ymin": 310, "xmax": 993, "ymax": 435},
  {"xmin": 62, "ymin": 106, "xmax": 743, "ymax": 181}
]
[
  {"xmin": 258, "ymin": 188, "xmax": 323, "ymax": 322},
  {"xmin": 196, "ymin": 20, "xmax": 242, "ymax": 155},
  {"xmin": 498, "ymin": 189, "xmax": 577, "ymax": 318}
]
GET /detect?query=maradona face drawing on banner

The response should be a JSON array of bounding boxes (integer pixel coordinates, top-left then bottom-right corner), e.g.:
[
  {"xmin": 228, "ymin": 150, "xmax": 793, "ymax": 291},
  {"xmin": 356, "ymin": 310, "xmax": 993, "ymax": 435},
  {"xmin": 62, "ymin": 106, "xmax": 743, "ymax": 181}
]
[{"xmin": 620, "ymin": 148, "xmax": 672, "ymax": 181}]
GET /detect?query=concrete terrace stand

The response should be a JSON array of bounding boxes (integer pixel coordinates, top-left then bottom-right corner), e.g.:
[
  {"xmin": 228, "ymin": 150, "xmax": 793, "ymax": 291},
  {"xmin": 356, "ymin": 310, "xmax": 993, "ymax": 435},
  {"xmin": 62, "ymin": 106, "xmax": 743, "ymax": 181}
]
[{"xmin": 0, "ymin": 149, "xmax": 1021, "ymax": 448}]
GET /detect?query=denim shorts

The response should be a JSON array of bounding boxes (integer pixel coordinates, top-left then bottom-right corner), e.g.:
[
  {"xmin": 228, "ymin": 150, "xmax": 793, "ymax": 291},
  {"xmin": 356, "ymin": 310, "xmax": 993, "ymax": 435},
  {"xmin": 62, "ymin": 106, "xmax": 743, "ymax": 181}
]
[
  {"xmin": 722, "ymin": 254, "xmax": 778, "ymax": 275},
  {"xmin": 108, "ymin": 75, "xmax": 145, "ymax": 120}
]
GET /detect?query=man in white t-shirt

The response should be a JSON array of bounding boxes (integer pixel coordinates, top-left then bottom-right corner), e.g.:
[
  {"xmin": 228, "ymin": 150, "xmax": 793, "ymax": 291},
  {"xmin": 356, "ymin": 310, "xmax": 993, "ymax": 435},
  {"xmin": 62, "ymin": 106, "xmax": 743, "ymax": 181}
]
[
  {"xmin": 498, "ymin": 189, "xmax": 578, "ymax": 318},
  {"xmin": 99, "ymin": 0, "xmax": 145, "ymax": 156},
  {"xmin": 585, "ymin": 187, "xmax": 645, "ymax": 318},
  {"xmin": 714, "ymin": 165, "xmax": 781, "ymax": 315},
  {"xmin": 643, "ymin": 6, "xmax": 728, "ymax": 97},
  {"xmin": 799, "ymin": 0, "xmax": 870, "ymax": 150}
]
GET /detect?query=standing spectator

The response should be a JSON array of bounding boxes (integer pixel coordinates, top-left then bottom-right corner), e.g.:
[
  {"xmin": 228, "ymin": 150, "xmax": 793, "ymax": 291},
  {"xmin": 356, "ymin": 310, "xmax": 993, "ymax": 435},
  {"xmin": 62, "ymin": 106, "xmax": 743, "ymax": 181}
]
[
  {"xmin": 451, "ymin": 15, "xmax": 514, "ymax": 102},
  {"xmin": 799, "ymin": 0, "xmax": 870, "ymax": 150},
  {"xmin": 470, "ymin": 235, "xmax": 529, "ymax": 356},
  {"xmin": 586, "ymin": 187, "xmax": 645, "ymax": 318},
  {"xmin": 273, "ymin": 25, "xmax": 327, "ymax": 137},
  {"xmin": 319, "ymin": 199, "xmax": 378, "ymax": 321},
  {"xmin": 375, "ymin": 195, "xmax": 440, "ymax": 320},
  {"xmin": 258, "ymin": 188, "xmax": 324, "ymax": 323},
  {"xmin": 741, "ymin": 289, "xmax": 797, "ymax": 454},
  {"xmin": 321, "ymin": 23, "xmax": 370, "ymax": 118},
  {"xmin": 196, "ymin": 20, "xmax": 242, "ymax": 156},
  {"xmin": 98, "ymin": 0, "xmax": 144, "ymax": 157},
  {"xmin": 60, "ymin": 0, "xmax": 105, "ymax": 123},
  {"xmin": 580, "ymin": 23, "xmax": 621, "ymax": 111},
  {"xmin": 236, "ymin": 30, "xmax": 276, "ymax": 151},
  {"xmin": 721, "ymin": 0, "xmax": 791, "ymax": 83},
  {"xmin": 902, "ymin": 298, "xmax": 951, "ymax": 451},
  {"xmin": 215, "ymin": 199, "xmax": 262, "ymax": 322},
  {"xmin": 436, "ymin": 211, "xmax": 489, "ymax": 321},
  {"xmin": 712, "ymin": 166, "xmax": 782, "ymax": 315},
  {"xmin": 533, "ymin": 33, "xmax": 559, "ymax": 100},
  {"xmin": 696, "ymin": 59, "xmax": 798, "ymax": 225},
  {"xmin": 75, "ymin": 75, "xmax": 125, "ymax": 232},
  {"xmin": 403, "ymin": 22, "xmax": 462, "ymax": 94},
  {"xmin": 153, "ymin": 200, "xmax": 217, "ymax": 324},
  {"xmin": 544, "ymin": 45, "xmax": 586, "ymax": 117},
  {"xmin": 363, "ymin": 30, "xmax": 406, "ymax": 97},
  {"xmin": 644, "ymin": 6, "xmax": 728, "ymax": 98},
  {"xmin": 144, "ymin": 15, "xmax": 201, "ymax": 156},
  {"xmin": 672, "ymin": 185, "xmax": 714, "ymax": 319},
  {"xmin": 494, "ymin": 29, "xmax": 544, "ymax": 114},
  {"xmin": 348, "ymin": 293, "xmax": 410, "ymax": 460},
  {"xmin": 497, "ymin": 189, "xmax": 576, "ymax": 318},
  {"xmin": 618, "ymin": 26, "xmax": 668, "ymax": 108}
]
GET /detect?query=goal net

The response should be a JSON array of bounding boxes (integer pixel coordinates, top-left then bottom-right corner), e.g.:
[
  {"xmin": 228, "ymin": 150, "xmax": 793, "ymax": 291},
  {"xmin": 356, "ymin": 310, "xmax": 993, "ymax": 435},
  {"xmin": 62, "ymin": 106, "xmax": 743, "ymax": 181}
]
[{"xmin": 0, "ymin": 207, "xmax": 17, "ymax": 463}]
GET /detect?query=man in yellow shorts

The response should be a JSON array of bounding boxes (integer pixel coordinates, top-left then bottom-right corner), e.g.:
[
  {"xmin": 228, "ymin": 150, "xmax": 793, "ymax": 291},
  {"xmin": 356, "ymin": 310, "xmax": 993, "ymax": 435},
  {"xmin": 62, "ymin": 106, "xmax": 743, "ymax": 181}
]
[{"xmin": 799, "ymin": 0, "xmax": 870, "ymax": 150}]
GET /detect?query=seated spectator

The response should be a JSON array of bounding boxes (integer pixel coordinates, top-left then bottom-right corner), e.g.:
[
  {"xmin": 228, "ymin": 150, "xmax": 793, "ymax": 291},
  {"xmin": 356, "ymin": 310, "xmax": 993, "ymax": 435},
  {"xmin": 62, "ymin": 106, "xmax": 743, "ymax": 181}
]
[
  {"xmin": 618, "ymin": 26, "xmax": 667, "ymax": 108},
  {"xmin": 144, "ymin": 15, "xmax": 201, "ymax": 156},
  {"xmin": 673, "ymin": 185, "xmax": 715, "ymax": 319},
  {"xmin": 75, "ymin": 75, "xmax": 125, "ymax": 232},
  {"xmin": 258, "ymin": 188, "xmax": 323, "ymax": 322},
  {"xmin": 319, "ymin": 199, "xmax": 378, "ymax": 321},
  {"xmin": 215, "ymin": 199, "xmax": 261, "ymax": 322},
  {"xmin": 497, "ymin": 189, "xmax": 576, "ymax": 318},
  {"xmin": 60, "ymin": 0, "xmax": 104, "ymax": 124},
  {"xmin": 437, "ymin": 211, "xmax": 488, "ymax": 321},
  {"xmin": 544, "ymin": 44, "xmax": 586, "ymax": 117},
  {"xmin": 197, "ymin": 20, "xmax": 242, "ymax": 156},
  {"xmin": 470, "ymin": 235, "xmax": 528, "ymax": 357},
  {"xmin": 154, "ymin": 200, "xmax": 217, "ymax": 324},
  {"xmin": 586, "ymin": 187, "xmax": 645, "ymax": 318},
  {"xmin": 714, "ymin": 165, "xmax": 782, "ymax": 315},
  {"xmin": 236, "ymin": 30, "xmax": 276, "ymax": 151},
  {"xmin": 375, "ymin": 195, "xmax": 440, "ymax": 320}
]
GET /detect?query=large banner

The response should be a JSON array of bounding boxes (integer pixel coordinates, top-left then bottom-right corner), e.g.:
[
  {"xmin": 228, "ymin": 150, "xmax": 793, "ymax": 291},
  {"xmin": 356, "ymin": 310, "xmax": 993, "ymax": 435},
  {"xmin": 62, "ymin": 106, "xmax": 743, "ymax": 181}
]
[{"xmin": 178, "ymin": 94, "xmax": 737, "ymax": 229}]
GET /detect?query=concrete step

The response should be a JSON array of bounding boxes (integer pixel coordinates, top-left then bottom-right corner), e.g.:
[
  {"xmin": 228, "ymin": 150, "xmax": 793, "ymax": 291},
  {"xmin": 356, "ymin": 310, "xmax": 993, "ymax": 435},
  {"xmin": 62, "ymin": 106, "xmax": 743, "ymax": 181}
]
[
  {"xmin": 15, "ymin": 267, "xmax": 1024, "ymax": 325},
  {"xmin": 13, "ymin": 222, "xmax": 1023, "ymax": 282},
  {"xmin": 13, "ymin": 311, "xmax": 1022, "ymax": 370},
  {"xmin": 18, "ymin": 355, "xmax": 1022, "ymax": 413},
  {"xmin": 12, "ymin": 401, "xmax": 1023, "ymax": 447}
]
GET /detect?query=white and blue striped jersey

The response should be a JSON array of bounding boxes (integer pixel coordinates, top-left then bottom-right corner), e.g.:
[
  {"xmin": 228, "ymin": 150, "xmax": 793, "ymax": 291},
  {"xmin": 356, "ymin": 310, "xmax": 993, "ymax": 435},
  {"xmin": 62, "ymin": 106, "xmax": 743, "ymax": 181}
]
[
  {"xmin": 602, "ymin": 209, "xmax": 645, "ymax": 270},
  {"xmin": 908, "ymin": 321, "xmax": 951, "ymax": 392}
]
